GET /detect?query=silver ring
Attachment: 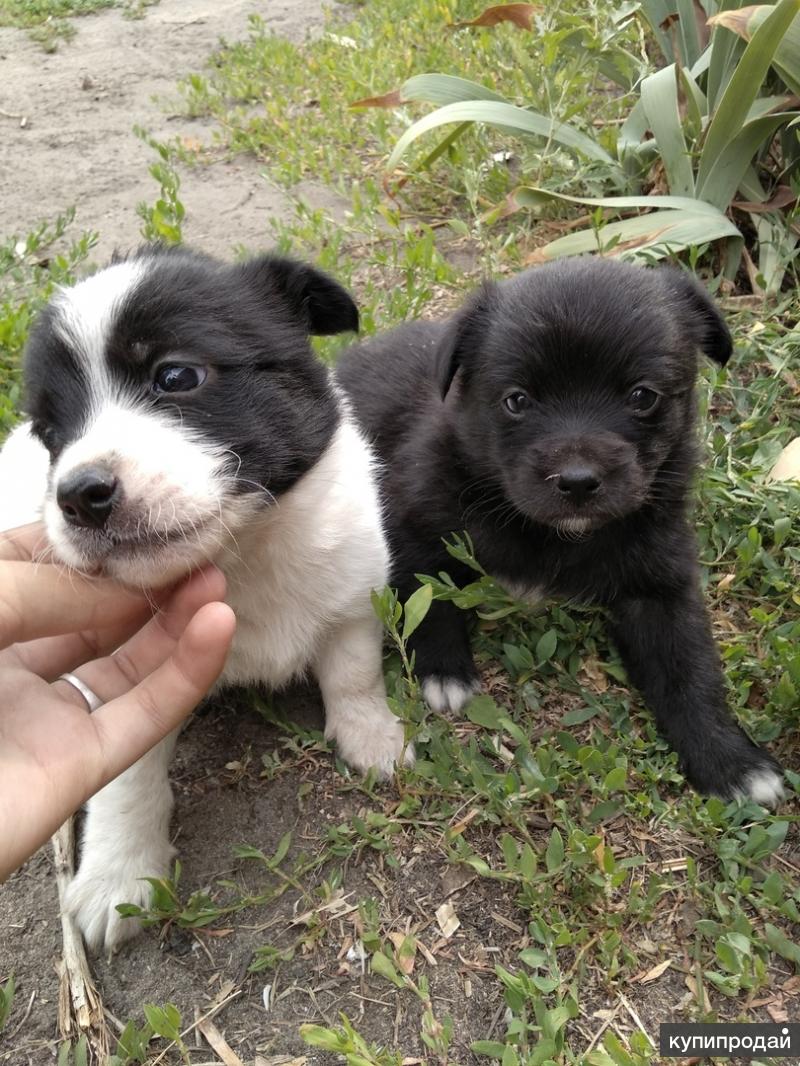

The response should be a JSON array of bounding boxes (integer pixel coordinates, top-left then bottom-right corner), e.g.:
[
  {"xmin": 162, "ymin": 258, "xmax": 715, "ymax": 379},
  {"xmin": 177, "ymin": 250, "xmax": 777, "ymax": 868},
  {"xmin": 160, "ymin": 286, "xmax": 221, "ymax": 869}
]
[{"xmin": 57, "ymin": 672, "xmax": 103, "ymax": 713}]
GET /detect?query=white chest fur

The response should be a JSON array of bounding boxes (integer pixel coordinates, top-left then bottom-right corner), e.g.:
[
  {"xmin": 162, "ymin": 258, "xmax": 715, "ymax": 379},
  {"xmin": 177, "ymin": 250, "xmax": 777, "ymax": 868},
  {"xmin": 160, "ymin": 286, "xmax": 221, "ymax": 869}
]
[{"xmin": 218, "ymin": 417, "xmax": 389, "ymax": 687}]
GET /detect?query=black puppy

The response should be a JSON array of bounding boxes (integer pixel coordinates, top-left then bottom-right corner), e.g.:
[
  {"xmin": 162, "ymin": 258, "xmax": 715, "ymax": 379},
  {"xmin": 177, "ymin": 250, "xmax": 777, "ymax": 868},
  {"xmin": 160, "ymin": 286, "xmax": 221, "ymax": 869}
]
[{"xmin": 337, "ymin": 257, "xmax": 784, "ymax": 804}]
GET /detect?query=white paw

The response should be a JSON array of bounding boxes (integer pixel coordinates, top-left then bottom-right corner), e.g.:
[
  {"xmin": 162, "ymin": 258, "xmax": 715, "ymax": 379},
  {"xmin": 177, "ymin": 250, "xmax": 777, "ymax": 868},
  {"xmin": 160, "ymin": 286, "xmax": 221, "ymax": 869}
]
[
  {"xmin": 737, "ymin": 767, "xmax": 786, "ymax": 808},
  {"xmin": 422, "ymin": 676, "xmax": 479, "ymax": 714},
  {"xmin": 326, "ymin": 697, "xmax": 414, "ymax": 779},
  {"xmin": 65, "ymin": 845, "xmax": 174, "ymax": 954}
]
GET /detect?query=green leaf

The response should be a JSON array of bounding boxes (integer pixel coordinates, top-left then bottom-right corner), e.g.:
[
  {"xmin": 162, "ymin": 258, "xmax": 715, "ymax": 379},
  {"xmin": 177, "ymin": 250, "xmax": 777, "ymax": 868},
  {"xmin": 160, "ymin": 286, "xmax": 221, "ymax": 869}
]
[
  {"xmin": 269, "ymin": 831, "xmax": 292, "ymax": 869},
  {"xmin": 698, "ymin": 0, "xmax": 800, "ymax": 191},
  {"xmin": 764, "ymin": 921, "xmax": 800, "ymax": 967},
  {"xmin": 501, "ymin": 1044, "xmax": 520, "ymax": 1066},
  {"xmin": 519, "ymin": 842, "xmax": 538, "ymax": 880},
  {"xmin": 561, "ymin": 704, "xmax": 601, "ymax": 725},
  {"xmin": 500, "ymin": 832, "xmax": 519, "ymax": 870},
  {"xmin": 603, "ymin": 766, "xmax": 628, "ymax": 792},
  {"xmin": 115, "ymin": 1019, "xmax": 153, "ymax": 1061},
  {"xmin": 535, "ymin": 629, "xmax": 558, "ymax": 663},
  {"xmin": 471, "ymin": 1040, "xmax": 507, "ymax": 1058},
  {"xmin": 676, "ymin": 0, "xmax": 704, "ymax": 68},
  {"xmin": 401, "ymin": 72, "xmax": 508, "ymax": 106},
  {"xmin": 513, "ymin": 186, "xmax": 726, "ymax": 216},
  {"xmin": 698, "ymin": 111, "xmax": 799, "ymax": 209},
  {"xmin": 387, "ymin": 100, "xmax": 614, "ymax": 171},
  {"xmin": 713, "ymin": 5, "xmax": 800, "ymax": 96},
  {"xmin": 466, "ymin": 694, "xmax": 503, "ymax": 728},
  {"xmin": 523, "ymin": 205, "xmax": 742, "ymax": 263},
  {"xmin": 707, "ymin": 3, "xmax": 744, "ymax": 111},
  {"xmin": 0, "ymin": 973, "xmax": 15, "ymax": 1034},
  {"xmin": 143, "ymin": 1004, "xmax": 181, "ymax": 1043},
  {"xmin": 545, "ymin": 828, "xmax": 564, "ymax": 873},
  {"xmin": 640, "ymin": 65, "xmax": 694, "ymax": 196},
  {"xmin": 300, "ymin": 1023, "xmax": 345, "ymax": 1051},
  {"xmin": 73, "ymin": 1036, "xmax": 88, "ymax": 1066},
  {"xmin": 402, "ymin": 583, "xmax": 433, "ymax": 641},
  {"xmin": 371, "ymin": 950, "xmax": 406, "ymax": 988},
  {"xmin": 639, "ymin": 0, "xmax": 677, "ymax": 62}
]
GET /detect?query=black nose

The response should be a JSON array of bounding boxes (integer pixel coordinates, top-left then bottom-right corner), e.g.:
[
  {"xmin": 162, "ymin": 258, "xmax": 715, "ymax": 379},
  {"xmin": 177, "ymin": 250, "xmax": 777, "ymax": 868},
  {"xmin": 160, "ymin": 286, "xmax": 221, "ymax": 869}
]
[
  {"xmin": 556, "ymin": 466, "xmax": 601, "ymax": 505},
  {"xmin": 57, "ymin": 466, "xmax": 119, "ymax": 529}
]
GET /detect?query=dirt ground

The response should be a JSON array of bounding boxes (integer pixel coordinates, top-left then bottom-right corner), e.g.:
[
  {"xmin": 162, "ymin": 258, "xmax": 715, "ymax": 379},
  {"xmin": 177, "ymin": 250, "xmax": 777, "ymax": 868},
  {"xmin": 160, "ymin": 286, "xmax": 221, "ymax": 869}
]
[{"xmin": 0, "ymin": 0, "xmax": 339, "ymax": 264}]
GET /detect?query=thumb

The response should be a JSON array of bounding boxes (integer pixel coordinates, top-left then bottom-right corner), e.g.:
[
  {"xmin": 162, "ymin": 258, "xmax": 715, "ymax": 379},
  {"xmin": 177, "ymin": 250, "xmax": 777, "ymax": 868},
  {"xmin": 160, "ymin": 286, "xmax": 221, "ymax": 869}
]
[{"xmin": 91, "ymin": 601, "xmax": 236, "ymax": 787}]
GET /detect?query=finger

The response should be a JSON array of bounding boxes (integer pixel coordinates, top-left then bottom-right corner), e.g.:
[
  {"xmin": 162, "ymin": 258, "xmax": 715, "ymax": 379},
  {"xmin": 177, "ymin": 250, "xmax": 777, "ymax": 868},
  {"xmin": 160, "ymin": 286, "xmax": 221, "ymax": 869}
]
[
  {"xmin": 0, "ymin": 522, "xmax": 52, "ymax": 563},
  {"xmin": 3, "ymin": 612, "xmax": 150, "ymax": 679},
  {"xmin": 51, "ymin": 567, "xmax": 228, "ymax": 704},
  {"xmin": 0, "ymin": 561, "xmax": 152, "ymax": 649},
  {"xmin": 91, "ymin": 601, "xmax": 236, "ymax": 785}
]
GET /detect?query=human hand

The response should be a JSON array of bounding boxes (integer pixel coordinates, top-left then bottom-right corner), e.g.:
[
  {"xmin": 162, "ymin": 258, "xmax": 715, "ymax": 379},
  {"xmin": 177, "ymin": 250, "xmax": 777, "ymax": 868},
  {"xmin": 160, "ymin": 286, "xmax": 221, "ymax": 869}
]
[{"xmin": 0, "ymin": 523, "xmax": 235, "ymax": 879}]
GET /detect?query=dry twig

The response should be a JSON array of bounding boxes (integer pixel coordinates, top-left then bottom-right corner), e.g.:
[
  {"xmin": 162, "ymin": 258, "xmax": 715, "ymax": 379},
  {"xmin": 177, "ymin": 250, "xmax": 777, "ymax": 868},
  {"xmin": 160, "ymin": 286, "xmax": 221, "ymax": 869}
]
[{"xmin": 52, "ymin": 817, "xmax": 110, "ymax": 1063}]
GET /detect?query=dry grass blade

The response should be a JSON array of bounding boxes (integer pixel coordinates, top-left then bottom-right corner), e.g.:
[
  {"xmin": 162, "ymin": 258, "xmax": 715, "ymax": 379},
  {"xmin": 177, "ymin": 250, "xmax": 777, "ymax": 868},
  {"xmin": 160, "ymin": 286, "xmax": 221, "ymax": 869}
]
[
  {"xmin": 450, "ymin": 3, "xmax": 539, "ymax": 31},
  {"xmin": 197, "ymin": 1013, "xmax": 245, "ymax": 1065},
  {"xmin": 52, "ymin": 817, "xmax": 110, "ymax": 1063},
  {"xmin": 350, "ymin": 88, "xmax": 406, "ymax": 109}
]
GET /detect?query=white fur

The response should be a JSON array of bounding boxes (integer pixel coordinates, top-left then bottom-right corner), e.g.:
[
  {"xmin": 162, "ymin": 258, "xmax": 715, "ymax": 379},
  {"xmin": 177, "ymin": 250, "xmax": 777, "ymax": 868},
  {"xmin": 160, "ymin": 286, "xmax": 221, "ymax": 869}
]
[
  {"xmin": 500, "ymin": 579, "xmax": 545, "ymax": 605},
  {"xmin": 0, "ymin": 423, "xmax": 50, "ymax": 530},
  {"xmin": 64, "ymin": 731, "xmax": 178, "ymax": 950},
  {"xmin": 421, "ymin": 676, "xmax": 479, "ymax": 714},
  {"xmin": 738, "ymin": 767, "xmax": 785, "ymax": 808},
  {"xmin": 0, "ymin": 395, "xmax": 410, "ymax": 954},
  {"xmin": 54, "ymin": 260, "xmax": 146, "ymax": 398}
]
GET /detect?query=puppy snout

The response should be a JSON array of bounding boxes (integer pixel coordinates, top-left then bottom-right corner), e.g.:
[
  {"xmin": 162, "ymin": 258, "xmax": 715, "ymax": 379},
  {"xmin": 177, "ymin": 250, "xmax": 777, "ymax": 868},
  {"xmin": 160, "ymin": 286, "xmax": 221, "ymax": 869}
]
[
  {"xmin": 555, "ymin": 465, "xmax": 601, "ymax": 505},
  {"xmin": 57, "ymin": 465, "xmax": 119, "ymax": 529}
]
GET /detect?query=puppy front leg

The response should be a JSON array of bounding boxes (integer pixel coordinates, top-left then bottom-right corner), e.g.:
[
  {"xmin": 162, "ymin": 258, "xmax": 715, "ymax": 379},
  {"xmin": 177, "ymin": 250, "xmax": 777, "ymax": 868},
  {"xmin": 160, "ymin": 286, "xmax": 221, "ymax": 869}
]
[
  {"xmin": 316, "ymin": 614, "xmax": 414, "ymax": 779},
  {"xmin": 412, "ymin": 599, "xmax": 479, "ymax": 714},
  {"xmin": 609, "ymin": 587, "xmax": 784, "ymax": 805},
  {"xmin": 65, "ymin": 730, "xmax": 179, "ymax": 953}
]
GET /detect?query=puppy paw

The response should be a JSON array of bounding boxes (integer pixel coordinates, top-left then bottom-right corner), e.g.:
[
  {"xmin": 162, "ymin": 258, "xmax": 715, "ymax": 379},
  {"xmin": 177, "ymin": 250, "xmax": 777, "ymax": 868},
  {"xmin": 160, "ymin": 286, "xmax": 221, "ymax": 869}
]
[
  {"xmin": 421, "ymin": 675, "xmax": 480, "ymax": 714},
  {"xmin": 326, "ymin": 697, "xmax": 414, "ymax": 779},
  {"xmin": 735, "ymin": 765, "xmax": 786, "ymax": 808},
  {"xmin": 685, "ymin": 743, "xmax": 785, "ymax": 809},
  {"xmin": 65, "ymin": 847, "xmax": 173, "ymax": 954}
]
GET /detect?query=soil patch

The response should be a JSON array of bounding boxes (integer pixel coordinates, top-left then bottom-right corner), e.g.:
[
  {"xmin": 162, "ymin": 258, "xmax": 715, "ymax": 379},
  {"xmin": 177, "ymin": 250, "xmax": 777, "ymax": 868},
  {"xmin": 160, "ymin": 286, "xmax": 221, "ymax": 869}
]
[{"xmin": 0, "ymin": 0, "xmax": 338, "ymax": 262}]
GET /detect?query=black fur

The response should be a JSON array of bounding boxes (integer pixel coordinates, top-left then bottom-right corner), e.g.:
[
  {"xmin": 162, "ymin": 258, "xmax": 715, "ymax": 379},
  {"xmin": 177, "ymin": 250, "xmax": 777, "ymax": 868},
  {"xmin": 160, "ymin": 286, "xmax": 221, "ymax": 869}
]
[
  {"xmin": 337, "ymin": 257, "xmax": 782, "ymax": 800},
  {"xmin": 24, "ymin": 246, "xmax": 359, "ymax": 498}
]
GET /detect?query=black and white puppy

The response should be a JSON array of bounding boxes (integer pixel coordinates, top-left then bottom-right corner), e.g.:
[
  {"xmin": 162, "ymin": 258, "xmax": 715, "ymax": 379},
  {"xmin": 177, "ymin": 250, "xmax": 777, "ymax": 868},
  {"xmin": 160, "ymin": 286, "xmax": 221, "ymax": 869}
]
[
  {"xmin": 336, "ymin": 257, "xmax": 784, "ymax": 806},
  {"xmin": 0, "ymin": 245, "xmax": 412, "ymax": 952}
]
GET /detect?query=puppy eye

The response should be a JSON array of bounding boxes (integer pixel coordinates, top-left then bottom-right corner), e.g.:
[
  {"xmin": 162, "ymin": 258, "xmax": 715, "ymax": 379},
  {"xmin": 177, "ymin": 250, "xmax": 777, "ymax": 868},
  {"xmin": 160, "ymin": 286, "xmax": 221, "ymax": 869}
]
[
  {"xmin": 628, "ymin": 386, "xmax": 660, "ymax": 415},
  {"xmin": 32, "ymin": 421, "xmax": 62, "ymax": 456},
  {"xmin": 503, "ymin": 391, "xmax": 531, "ymax": 416},
  {"xmin": 153, "ymin": 364, "xmax": 208, "ymax": 394}
]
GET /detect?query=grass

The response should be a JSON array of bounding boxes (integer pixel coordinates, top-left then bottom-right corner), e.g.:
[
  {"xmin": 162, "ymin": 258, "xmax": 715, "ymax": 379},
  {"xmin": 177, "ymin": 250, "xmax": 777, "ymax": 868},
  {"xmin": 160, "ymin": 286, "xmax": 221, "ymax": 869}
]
[
  {"xmin": 0, "ymin": 0, "xmax": 799, "ymax": 1062},
  {"xmin": 0, "ymin": 0, "xmax": 156, "ymax": 49}
]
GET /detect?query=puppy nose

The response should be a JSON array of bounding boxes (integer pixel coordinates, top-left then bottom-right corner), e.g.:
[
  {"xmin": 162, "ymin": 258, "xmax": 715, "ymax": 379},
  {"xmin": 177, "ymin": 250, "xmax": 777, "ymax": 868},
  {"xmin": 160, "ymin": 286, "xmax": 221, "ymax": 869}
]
[
  {"xmin": 57, "ymin": 466, "xmax": 119, "ymax": 529},
  {"xmin": 556, "ymin": 466, "xmax": 600, "ymax": 504}
]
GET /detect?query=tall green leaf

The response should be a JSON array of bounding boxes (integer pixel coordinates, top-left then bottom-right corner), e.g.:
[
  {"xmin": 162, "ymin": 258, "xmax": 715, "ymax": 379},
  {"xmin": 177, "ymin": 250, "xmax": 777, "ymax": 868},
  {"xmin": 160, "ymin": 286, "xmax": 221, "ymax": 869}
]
[
  {"xmin": 639, "ymin": 0, "xmax": 679, "ymax": 62},
  {"xmin": 640, "ymin": 64, "xmax": 695, "ymax": 195},
  {"xmin": 707, "ymin": 0, "xmax": 747, "ymax": 110},
  {"xmin": 387, "ymin": 100, "xmax": 614, "ymax": 169},
  {"xmin": 513, "ymin": 188, "xmax": 728, "ymax": 216},
  {"xmin": 712, "ymin": 4, "xmax": 800, "ymax": 95},
  {"xmin": 697, "ymin": 0, "xmax": 800, "ymax": 190},
  {"xmin": 401, "ymin": 73, "xmax": 507, "ymax": 106},
  {"xmin": 677, "ymin": 0, "xmax": 705, "ymax": 68},
  {"xmin": 698, "ymin": 110, "xmax": 799, "ymax": 209},
  {"xmin": 512, "ymin": 189, "xmax": 742, "ymax": 262}
]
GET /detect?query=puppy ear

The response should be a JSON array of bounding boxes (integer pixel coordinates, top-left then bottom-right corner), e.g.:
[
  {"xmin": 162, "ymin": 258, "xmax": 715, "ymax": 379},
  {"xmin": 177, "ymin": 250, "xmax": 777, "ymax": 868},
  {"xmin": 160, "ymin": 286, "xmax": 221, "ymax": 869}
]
[
  {"xmin": 240, "ymin": 255, "xmax": 359, "ymax": 336},
  {"xmin": 664, "ymin": 269, "xmax": 732, "ymax": 366},
  {"xmin": 436, "ymin": 281, "xmax": 498, "ymax": 398}
]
